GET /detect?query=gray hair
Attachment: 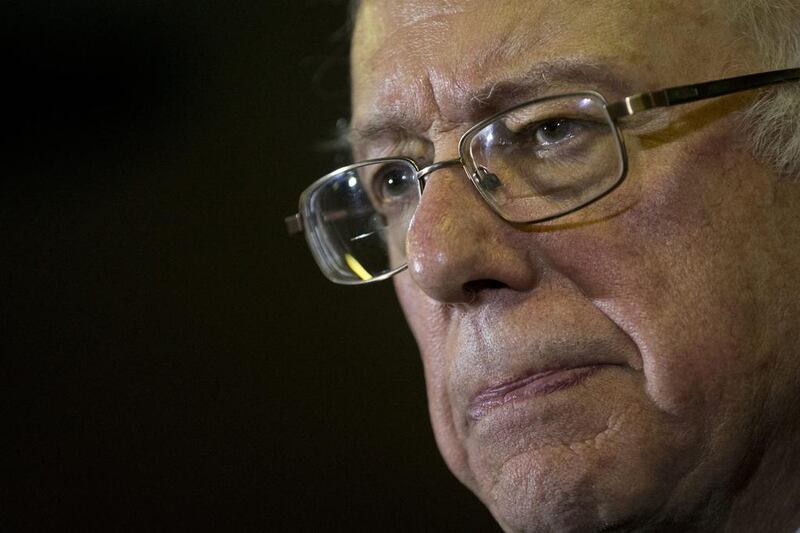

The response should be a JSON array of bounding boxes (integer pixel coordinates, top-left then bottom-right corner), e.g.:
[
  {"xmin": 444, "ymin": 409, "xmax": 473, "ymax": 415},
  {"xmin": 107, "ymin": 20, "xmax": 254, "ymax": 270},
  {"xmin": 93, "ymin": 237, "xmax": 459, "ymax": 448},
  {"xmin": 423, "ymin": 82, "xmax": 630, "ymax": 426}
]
[
  {"xmin": 725, "ymin": 0, "xmax": 800, "ymax": 180},
  {"xmin": 348, "ymin": 0, "xmax": 800, "ymax": 179}
]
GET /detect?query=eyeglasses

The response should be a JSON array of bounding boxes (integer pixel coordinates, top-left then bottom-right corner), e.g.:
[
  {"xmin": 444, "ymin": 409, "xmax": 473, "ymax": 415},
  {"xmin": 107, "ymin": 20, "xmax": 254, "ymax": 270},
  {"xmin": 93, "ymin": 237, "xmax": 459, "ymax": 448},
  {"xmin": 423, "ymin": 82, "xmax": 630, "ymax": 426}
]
[{"xmin": 286, "ymin": 68, "xmax": 800, "ymax": 285}]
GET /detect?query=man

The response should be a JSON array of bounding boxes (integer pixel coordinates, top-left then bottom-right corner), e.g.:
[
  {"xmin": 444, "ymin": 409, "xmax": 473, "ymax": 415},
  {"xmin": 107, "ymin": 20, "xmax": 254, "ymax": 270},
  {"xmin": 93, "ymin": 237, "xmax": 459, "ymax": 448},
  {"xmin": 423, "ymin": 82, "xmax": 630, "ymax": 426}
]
[{"xmin": 288, "ymin": 0, "xmax": 800, "ymax": 530}]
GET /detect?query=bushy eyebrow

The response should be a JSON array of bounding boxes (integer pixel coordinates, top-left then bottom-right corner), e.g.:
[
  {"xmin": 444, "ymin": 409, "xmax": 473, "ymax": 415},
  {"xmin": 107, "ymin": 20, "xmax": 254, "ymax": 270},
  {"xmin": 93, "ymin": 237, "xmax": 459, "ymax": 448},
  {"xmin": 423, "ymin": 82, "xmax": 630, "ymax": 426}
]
[
  {"xmin": 348, "ymin": 57, "xmax": 633, "ymax": 147},
  {"xmin": 469, "ymin": 57, "xmax": 627, "ymax": 107}
]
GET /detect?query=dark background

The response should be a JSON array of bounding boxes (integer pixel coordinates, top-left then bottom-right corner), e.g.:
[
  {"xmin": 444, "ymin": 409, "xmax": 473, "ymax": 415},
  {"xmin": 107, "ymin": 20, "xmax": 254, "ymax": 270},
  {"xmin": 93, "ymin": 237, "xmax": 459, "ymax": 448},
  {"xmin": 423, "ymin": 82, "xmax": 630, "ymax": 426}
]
[{"xmin": 2, "ymin": 1, "xmax": 499, "ymax": 531}]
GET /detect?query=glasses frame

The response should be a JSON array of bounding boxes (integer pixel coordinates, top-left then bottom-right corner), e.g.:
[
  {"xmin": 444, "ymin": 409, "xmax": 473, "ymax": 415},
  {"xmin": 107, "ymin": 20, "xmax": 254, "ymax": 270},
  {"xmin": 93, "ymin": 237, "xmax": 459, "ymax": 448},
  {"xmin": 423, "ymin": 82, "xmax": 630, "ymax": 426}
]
[
  {"xmin": 458, "ymin": 91, "xmax": 627, "ymax": 224},
  {"xmin": 296, "ymin": 157, "xmax": 424, "ymax": 285},
  {"xmin": 287, "ymin": 67, "xmax": 800, "ymax": 284}
]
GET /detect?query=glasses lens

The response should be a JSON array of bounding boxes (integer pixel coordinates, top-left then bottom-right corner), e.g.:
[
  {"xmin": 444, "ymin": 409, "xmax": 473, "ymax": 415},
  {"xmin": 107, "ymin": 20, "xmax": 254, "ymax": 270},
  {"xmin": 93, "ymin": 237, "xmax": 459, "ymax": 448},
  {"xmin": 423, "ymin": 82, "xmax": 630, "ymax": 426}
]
[
  {"xmin": 302, "ymin": 159, "xmax": 420, "ymax": 283},
  {"xmin": 465, "ymin": 94, "xmax": 624, "ymax": 223}
]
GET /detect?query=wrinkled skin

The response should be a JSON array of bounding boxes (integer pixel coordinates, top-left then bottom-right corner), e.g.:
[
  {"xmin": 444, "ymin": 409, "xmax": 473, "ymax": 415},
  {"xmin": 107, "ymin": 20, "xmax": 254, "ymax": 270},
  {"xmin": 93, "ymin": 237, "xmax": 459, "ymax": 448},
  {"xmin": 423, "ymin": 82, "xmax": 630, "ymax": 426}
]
[{"xmin": 350, "ymin": 1, "xmax": 800, "ymax": 531}]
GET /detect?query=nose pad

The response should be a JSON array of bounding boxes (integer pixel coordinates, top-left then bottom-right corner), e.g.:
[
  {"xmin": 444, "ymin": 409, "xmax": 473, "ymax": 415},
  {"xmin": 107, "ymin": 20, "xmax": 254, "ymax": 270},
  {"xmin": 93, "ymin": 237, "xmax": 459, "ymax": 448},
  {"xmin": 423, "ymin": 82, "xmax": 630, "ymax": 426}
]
[{"xmin": 475, "ymin": 165, "xmax": 502, "ymax": 191}]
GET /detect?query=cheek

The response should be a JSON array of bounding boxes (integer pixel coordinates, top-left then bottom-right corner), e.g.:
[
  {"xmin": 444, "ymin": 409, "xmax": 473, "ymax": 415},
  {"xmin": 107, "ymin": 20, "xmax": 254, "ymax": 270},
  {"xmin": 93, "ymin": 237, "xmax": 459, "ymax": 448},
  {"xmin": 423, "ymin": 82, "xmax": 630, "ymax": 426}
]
[
  {"xmin": 393, "ymin": 274, "xmax": 477, "ymax": 485},
  {"xmin": 394, "ymin": 273, "xmax": 448, "ymax": 366},
  {"xmin": 542, "ymin": 127, "xmax": 773, "ymax": 426}
]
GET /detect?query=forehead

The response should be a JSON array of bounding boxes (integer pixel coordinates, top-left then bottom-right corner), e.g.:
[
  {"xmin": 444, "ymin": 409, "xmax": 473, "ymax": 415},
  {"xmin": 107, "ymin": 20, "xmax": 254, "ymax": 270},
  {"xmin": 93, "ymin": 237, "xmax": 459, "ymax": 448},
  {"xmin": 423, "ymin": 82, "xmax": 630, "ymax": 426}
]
[{"xmin": 351, "ymin": 0, "xmax": 736, "ymax": 135}]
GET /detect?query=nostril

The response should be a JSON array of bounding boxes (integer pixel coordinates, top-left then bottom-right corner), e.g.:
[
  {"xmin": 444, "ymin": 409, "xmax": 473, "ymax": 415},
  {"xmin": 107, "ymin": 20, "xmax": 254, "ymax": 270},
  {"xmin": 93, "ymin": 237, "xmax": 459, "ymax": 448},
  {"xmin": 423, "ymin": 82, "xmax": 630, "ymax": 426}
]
[{"xmin": 463, "ymin": 278, "xmax": 508, "ymax": 295}]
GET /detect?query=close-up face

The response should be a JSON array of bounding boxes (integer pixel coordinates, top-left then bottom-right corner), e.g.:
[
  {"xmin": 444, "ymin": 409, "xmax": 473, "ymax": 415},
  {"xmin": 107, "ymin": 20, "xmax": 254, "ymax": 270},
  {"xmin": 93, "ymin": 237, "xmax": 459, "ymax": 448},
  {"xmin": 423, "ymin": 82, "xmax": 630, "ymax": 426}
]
[{"xmin": 350, "ymin": 0, "xmax": 800, "ymax": 531}]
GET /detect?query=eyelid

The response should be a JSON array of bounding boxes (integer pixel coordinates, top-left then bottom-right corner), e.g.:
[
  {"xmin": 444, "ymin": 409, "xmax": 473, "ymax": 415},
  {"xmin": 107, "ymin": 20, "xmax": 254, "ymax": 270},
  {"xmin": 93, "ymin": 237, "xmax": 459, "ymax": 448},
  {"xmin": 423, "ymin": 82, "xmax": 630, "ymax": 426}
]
[
  {"xmin": 503, "ymin": 115, "xmax": 596, "ymax": 136},
  {"xmin": 500, "ymin": 103, "xmax": 590, "ymax": 128}
]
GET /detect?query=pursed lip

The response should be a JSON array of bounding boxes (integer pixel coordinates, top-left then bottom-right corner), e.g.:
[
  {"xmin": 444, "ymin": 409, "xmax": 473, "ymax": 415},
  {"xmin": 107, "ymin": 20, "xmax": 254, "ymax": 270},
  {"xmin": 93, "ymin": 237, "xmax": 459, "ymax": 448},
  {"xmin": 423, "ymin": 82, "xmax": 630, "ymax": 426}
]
[{"xmin": 466, "ymin": 361, "xmax": 624, "ymax": 422}]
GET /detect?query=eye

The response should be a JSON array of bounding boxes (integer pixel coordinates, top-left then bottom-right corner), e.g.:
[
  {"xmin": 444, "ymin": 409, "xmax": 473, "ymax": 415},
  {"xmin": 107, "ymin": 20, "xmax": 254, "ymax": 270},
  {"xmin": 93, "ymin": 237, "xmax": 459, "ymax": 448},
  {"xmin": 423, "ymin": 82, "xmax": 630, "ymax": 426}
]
[
  {"xmin": 371, "ymin": 162, "xmax": 417, "ymax": 203},
  {"xmin": 531, "ymin": 118, "xmax": 578, "ymax": 146}
]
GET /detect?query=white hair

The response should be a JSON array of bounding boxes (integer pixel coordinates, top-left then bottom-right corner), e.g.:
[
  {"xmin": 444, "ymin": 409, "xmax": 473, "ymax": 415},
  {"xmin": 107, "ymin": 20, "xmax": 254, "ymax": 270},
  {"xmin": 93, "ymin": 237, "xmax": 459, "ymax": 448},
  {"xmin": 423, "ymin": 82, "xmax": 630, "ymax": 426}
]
[{"xmin": 725, "ymin": 0, "xmax": 800, "ymax": 180}]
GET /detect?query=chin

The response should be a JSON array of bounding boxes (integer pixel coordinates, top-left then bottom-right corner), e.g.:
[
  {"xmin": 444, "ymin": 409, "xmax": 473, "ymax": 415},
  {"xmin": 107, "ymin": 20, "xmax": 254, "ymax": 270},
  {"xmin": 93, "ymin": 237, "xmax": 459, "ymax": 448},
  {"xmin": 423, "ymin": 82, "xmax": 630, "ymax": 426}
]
[
  {"xmin": 457, "ymin": 402, "xmax": 710, "ymax": 533},
  {"xmin": 478, "ymin": 457, "xmax": 645, "ymax": 532}
]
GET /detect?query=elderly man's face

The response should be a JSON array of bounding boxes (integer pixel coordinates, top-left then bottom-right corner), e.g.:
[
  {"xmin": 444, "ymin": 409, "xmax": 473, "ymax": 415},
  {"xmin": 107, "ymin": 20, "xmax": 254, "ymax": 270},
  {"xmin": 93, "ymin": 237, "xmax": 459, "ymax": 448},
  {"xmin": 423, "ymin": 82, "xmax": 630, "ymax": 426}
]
[{"xmin": 351, "ymin": 0, "xmax": 800, "ymax": 530}]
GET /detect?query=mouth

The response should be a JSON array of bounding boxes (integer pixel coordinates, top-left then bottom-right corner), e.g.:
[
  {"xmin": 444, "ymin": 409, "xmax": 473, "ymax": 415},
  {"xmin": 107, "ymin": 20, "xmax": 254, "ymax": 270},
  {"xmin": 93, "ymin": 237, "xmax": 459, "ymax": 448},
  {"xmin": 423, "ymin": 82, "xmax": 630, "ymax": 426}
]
[{"xmin": 467, "ymin": 364, "xmax": 618, "ymax": 422}]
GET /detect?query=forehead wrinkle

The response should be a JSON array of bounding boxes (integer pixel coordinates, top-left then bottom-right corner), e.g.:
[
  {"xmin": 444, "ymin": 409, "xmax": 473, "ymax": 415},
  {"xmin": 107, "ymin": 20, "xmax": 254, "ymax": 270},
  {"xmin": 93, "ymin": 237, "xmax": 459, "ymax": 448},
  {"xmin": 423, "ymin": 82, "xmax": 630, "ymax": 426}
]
[
  {"xmin": 354, "ymin": 67, "xmax": 437, "ymax": 138},
  {"xmin": 353, "ymin": 1, "xmax": 640, "ymax": 145},
  {"xmin": 357, "ymin": 2, "xmax": 472, "ymax": 73},
  {"xmin": 392, "ymin": 1, "xmax": 468, "ymax": 27},
  {"xmin": 354, "ymin": 0, "xmax": 517, "ymax": 128},
  {"xmin": 363, "ymin": 0, "xmax": 475, "ymax": 29},
  {"xmin": 414, "ymin": 9, "xmax": 539, "ymax": 119},
  {"xmin": 353, "ymin": 55, "xmax": 635, "ymax": 150}
]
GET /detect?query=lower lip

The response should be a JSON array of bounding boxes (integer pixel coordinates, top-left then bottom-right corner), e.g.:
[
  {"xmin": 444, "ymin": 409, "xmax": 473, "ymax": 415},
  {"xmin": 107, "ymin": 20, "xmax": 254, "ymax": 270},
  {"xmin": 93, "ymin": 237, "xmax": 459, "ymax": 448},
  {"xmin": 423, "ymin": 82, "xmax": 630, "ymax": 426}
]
[{"xmin": 467, "ymin": 365, "xmax": 609, "ymax": 422}]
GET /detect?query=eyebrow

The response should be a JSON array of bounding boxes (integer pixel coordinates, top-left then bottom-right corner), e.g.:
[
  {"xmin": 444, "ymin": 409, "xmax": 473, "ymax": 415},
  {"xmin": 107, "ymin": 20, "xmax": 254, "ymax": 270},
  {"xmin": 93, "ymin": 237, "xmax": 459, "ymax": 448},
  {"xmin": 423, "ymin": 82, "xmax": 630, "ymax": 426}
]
[
  {"xmin": 467, "ymin": 57, "xmax": 632, "ymax": 110},
  {"xmin": 349, "ymin": 57, "xmax": 634, "ymax": 146}
]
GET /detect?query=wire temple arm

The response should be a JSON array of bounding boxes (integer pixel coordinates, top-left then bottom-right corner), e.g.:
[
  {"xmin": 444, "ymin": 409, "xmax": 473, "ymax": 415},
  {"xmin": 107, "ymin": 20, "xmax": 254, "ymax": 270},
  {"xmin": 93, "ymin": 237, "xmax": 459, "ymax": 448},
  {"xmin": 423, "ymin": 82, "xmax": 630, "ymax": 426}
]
[
  {"xmin": 285, "ymin": 213, "xmax": 303, "ymax": 235},
  {"xmin": 607, "ymin": 67, "xmax": 800, "ymax": 118}
]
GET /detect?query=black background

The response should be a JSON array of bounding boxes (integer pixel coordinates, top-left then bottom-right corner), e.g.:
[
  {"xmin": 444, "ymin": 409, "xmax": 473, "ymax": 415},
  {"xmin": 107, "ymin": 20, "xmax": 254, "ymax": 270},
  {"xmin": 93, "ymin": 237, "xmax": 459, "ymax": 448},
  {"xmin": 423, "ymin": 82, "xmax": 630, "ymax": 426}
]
[{"xmin": 2, "ymin": 1, "xmax": 499, "ymax": 531}]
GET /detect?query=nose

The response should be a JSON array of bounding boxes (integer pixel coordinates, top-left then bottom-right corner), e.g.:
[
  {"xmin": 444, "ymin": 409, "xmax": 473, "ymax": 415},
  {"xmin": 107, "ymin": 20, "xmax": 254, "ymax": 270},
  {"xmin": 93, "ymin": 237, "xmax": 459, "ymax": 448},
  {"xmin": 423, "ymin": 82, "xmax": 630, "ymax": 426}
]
[{"xmin": 406, "ymin": 162, "xmax": 539, "ymax": 303}]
